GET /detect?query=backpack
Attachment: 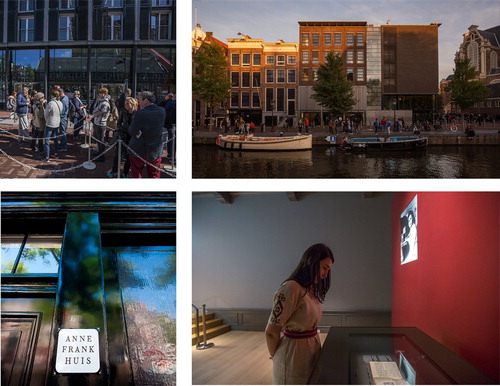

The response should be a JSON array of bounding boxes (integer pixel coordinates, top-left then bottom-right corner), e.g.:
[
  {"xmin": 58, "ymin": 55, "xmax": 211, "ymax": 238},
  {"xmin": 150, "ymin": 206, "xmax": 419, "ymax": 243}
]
[
  {"xmin": 106, "ymin": 100, "xmax": 119, "ymax": 129},
  {"xmin": 6, "ymin": 97, "xmax": 14, "ymax": 111},
  {"xmin": 68, "ymin": 99, "xmax": 77, "ymax": 119}
]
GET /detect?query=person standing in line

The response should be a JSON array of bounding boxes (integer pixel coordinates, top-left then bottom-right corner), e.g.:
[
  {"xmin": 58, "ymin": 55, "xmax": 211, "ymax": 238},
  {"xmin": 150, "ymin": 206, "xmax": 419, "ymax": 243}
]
[
  {"xmin": 87, "ymin": 87, "xmax": 111, "ymax": 162},
  {"xmin": 266, "ymin": 243, "xmax": 334, "ymax": 385},
  {"xmin": 16, "ymin": 87, "xmax": 30, "ymax": 143},
  {"xmin": 71, "ymin": 90, "xmax": 86, "ymax": 141},
  {"xmin": 163, "ymin": 93, "xmax": 176, "ymax": 164},
  {"xmin": 31, "ymin": 93, "xmax": 46, "ymax": 153},
  {"xmin": 127, "ymin": 91, "xmax": 165, "ymax": 178},
  {"xmin": 57, "ymin": 88, "xmax": 69, "ymax": 152},
  {"xmin": 42, "ymin": 90, "xmax": 63, "ymax": 162},
  {"xmin": 107, "ymin": 97, "xmax": 137, "ymax": 178},
  {"xmin": 374, "ymin": 118, "xmax": 380, "ymax": 133},
  {"xmin": 116, "ymin": 88, "xmax": 132, "ymax": 112}
]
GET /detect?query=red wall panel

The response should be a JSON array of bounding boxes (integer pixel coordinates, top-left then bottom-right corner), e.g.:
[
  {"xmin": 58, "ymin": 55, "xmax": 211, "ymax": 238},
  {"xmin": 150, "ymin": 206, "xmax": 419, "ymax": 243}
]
[{"xmin": 392, "ymin": 192, "xmax": 499, "ymax": 381}]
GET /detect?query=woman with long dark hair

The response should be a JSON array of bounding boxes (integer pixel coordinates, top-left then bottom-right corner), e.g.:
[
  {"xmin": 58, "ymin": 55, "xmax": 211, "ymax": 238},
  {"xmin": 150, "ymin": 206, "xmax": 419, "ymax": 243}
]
[{"xmin": 265, "ymin": 243, "xmax": 334, "ymax": 384}]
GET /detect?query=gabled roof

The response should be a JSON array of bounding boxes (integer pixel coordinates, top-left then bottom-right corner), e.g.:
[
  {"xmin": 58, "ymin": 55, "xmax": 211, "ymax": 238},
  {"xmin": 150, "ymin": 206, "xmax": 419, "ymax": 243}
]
[{"xmin": 478, "ymin": 25, "xmax": 500, "ymax": 47}]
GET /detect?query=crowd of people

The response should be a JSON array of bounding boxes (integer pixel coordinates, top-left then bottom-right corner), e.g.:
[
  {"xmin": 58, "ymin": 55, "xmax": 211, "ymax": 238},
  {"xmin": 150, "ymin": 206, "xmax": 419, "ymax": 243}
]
[{"xmin": 6, "ymin": 86, "xmax": 176, "ymax": 178}]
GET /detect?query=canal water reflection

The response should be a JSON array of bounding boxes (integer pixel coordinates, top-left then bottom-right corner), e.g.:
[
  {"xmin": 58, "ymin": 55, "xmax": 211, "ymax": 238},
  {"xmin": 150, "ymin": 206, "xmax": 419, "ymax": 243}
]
[{"xmin": 193, "ymin": 145, "xmax": 500, "ymax": 178}]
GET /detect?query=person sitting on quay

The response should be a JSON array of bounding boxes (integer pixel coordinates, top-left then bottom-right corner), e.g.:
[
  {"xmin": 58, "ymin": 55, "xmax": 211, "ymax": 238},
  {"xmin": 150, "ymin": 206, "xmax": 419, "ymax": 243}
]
[{"xmin": 127, "ymin": 91, "xmax": 165, "ymax": 178}]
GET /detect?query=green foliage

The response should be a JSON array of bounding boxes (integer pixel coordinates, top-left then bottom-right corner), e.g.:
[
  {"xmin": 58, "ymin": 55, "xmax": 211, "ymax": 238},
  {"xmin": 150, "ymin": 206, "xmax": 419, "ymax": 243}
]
[
  {"xmin": 193, "ymin": 42, "xmax": 231, "ymax": 130},
  {"xmin": 447, "ymin": 57, "xmax": 490, "ymax": 112},
  {"xmin": 312, "ymin": 52, "xmax": 356, "ymax": 117},
  {"xmin": 159, "ymin": 313, "xmax": 176, "ymax": 345}
]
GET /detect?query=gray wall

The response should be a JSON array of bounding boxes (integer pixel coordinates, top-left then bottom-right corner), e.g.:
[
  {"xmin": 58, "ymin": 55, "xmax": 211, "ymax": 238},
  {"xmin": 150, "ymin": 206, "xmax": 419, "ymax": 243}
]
[{"xmin": 193, "ymin": 192, "xmax": 393, "ymax": 312}]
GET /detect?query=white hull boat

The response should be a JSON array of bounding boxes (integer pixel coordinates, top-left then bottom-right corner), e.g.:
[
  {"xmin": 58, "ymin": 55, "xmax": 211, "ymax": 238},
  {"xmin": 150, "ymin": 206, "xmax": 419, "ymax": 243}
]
[{"xmin": 216, "ymin": 134, "xmax": 312, "ymax": 151}]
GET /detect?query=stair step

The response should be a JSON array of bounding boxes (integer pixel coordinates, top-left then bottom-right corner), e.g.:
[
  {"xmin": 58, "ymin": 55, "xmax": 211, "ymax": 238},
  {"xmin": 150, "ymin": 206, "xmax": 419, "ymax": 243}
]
[
  {"xmin": 192, "ymin": 317, "xmax": 223, "ymax": 334},
  {"xmin": 192, "ymin": 324, "xmax": 231, "ymax": 346},
  {"xmin": 192, "ymin": 312, "xmax": 216, "ymax": 324}
]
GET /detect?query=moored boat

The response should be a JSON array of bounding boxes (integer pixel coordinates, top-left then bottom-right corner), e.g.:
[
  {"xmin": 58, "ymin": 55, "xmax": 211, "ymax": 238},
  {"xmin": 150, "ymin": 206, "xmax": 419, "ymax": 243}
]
[
  {"xmin": 328, "ymin": 136, "xmax": 427, "ymax": 150},
  {"xmin": 216, "ymin": 134, "xmax": 312, "ymax": 151}
]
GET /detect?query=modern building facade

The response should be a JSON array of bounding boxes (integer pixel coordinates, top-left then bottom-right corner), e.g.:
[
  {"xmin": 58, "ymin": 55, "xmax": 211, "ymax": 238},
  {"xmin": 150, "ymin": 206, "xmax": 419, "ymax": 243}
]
[
  {"xmin": 0, "ymin": 0, "xmax": 176, "ymax": 108},
  {"xmin": 1, "ymin": 192, "xmax": 176, "ymax": 386},
  {"xmin": 298, "ymin": 21, "xmax": 440, "ymax": 125}
]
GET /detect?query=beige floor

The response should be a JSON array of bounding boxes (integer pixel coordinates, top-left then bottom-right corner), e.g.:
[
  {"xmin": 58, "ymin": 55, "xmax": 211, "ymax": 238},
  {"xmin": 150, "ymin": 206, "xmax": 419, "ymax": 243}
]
[{"xmin": 192, "ymin": 330, "xmax": 327, "ymax": 385}]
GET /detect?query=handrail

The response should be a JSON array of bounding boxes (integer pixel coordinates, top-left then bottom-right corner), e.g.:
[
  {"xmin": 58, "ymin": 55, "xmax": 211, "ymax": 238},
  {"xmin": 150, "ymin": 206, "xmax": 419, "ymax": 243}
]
[{"xmin": 192, "ymin": 303, "xmax": 214, "ymax": 350}]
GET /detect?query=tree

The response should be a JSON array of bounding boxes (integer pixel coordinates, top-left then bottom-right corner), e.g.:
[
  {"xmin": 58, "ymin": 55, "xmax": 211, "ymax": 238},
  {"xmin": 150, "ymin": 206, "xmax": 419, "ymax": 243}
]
[
  {"xmin": 447, "ymin": 57, "xmax": 490, "ymax": 126},
  {"xmin": 192, "ymin": 42, "xmax": 231, "ymax": 132},
  {"xmin": 312, "ymin": 52, "xmax": 356, "ymax": 119}
]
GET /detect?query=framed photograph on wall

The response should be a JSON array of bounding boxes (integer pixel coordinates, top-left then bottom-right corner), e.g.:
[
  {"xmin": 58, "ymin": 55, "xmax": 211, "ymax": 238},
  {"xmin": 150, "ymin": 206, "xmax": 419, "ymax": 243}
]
[{"xmin": 400, "ymin": 195, "xmax": 418, "ymax": 265}]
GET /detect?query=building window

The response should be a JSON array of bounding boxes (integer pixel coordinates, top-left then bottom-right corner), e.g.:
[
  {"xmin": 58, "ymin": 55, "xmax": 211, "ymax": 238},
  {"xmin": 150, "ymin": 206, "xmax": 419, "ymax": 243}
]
[
  {"xmin": 241, "ymin": 53, "xmax": 251, "ymax": 66},
  {"xmin": 277, "ymin": 55, "xmax": 285, "ymax": 66},
  {"xmin": 19, "ymin": 0, "xmax": 35, "ymax": 11},
  {"xmin": 1, "ymin": 235, "xmax": 62, "ymax": 274},
  {"xmin": 231, "ymin": 54, "xmax": 239, "ymax": 66},
  {"xmin": 60, "ymin": 0, "xmax": 75, "ymax": 8},
  {"xmin": 312, "ymin": 33, "xmax": 319, "ymax": 46},
  {"xmin": 346, "ymin": 50, "xmax": 354, "ymax": 64},
  {"xmin": 241, "ymin": 92, "xmax": 250, "ymax": 107},
  {"xmin": 103, "ymin": 0, "xmax": 122, "ymax": 6},
  {"xmin": 302, "ymin": 68, "xmax": 309, "ymax": 81},
  {"xmin": 265, "ymin": 88, "xmax": 274, "ymax": 111},
  {"xmin": 253, "ymin": 53, "xmax": 261, "ymax": 65},
  {"xmin": 312, "ymin": 51, "xmax": 319, "ymax": 64},
  {"xmin": 104, "ymin": 14, "xmax": 122, "ymax": 40},
  {"xmin": 277, "ymin": 69, "xmax": 285, "ymax": 83},
  {"xmin": 252, "ymin": 72, "xmax": 261, "ymax": 87},
  {"xmin": 357, "ymin": 68, "xmax": 364, "ymax": 81},
  {"xmin": 266, "ymin": 55, "xmax": 274, "ymax": 65},
  {"xmin": 231, "ymin": 72, "xmax": 239, "ymax": 87},
  {"xmin": 313, "ymin": 68, "xmax": 318, "ymax": 81},
  {"xmin": 302, "ymin": 51, "xmax": 309, "ymax": 64},
  {"xmin": 59, "ymin": 15, "xmax": 74, "ymax": 41},
  {"xmin": 288, "ymin": 88, "xmax": 295, "ymax": 100},
  {"xmin": 242, "ymin": 72, "xmax": 250, "ymax": 87},
  {"xmin": 252, "ymin": 92, "xmax": 260, "ymax": 107},
  {"xmin": 152, "ymin": 0, "xmax": 170, "ymax": 5},
  {"xmin": 150, "ymin": 12, "xmax": 170, "ymax": 40},
  {"xmin": 277, "ymin": 88, "xmax": 285, "ymax": 111},
  {"xmin": 287, "ymin": 69, "xmax": 296, "ymax": 83},
  {"xmin": 19, "ymin": 17, "xmax": 34, "ymax": 42},
  {"xmin": 490, "ymin": 51, "xmax": 498, "ymax": 69},
  {"xmin": 357, "ymin": 50, "xmax": 364, "ymax": 64},
  {"xmin": 357, "ymin": 33, "xmax": 364, "ymax": 46},
  {"xmin": 266, "ymin": 69, "xmax": 274, "ymax": 83},
  {"xmin": 324, "ymin": 33, "xmax": 332, "ymax": 46},
  {"xmin": 288, "ymin": 55, "xmax": 296, "ymax": 64},
  {"xmin": 231, "ymin": 92, "xmax": 239, "ymax": 107},
  {"xmin": 468, "ymin": 41, "xmax": 479, "ymax": 69},
  {"xmin": 347, "ymin": 34, "xmax": 354, "ymax": 46},
  {"xmin": 346, "ymin": 68, "xmax": 354, "ymax": 81},
  {"xmin": 302, "ymin": 33, "xmax": 309, "ymax": 46},
  {"xmin": 334, "ymin": 33, "xmax": 341, "ymax": 46},
  {"xmin": 324, "ymin": 51, "xmax": 331, "ymax": 62}
]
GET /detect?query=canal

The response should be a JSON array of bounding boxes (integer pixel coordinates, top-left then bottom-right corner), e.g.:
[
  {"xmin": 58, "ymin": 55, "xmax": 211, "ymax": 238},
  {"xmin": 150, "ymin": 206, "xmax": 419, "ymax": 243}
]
[{"xmin": 192, "ymin": 145, "xmax": 500, "ymax": 178}]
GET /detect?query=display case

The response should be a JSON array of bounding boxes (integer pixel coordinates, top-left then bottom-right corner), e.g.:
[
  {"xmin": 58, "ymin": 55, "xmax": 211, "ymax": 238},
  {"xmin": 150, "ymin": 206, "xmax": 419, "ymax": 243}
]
[{"xmin": 308, "ymin": 327, "xmax": 496, "ymax": 385}]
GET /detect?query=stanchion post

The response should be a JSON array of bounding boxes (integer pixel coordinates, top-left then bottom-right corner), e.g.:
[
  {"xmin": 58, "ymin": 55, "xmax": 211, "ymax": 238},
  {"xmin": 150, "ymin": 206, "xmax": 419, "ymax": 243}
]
[
  {"xmin": 117, "ymin": 139, "xmax": 122, "ymax": 179},
  {"xmin": 82, "ymin": 123, "xmax": 96, "ymax": 170},
  {"xmin": 196, "ymin": 304, "xmax": 215, "ymax": 350}
]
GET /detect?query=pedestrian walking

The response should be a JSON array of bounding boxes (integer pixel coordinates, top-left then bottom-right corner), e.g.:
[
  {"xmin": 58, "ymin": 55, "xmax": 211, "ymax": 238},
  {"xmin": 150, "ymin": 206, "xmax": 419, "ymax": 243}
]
[
  {"xmin": 42, "ymin": 90, "xmax": 63, "ymax": 162},
  {"xmin": 128, "ymin": 91, "xmax": 165, "ymax": 178}
]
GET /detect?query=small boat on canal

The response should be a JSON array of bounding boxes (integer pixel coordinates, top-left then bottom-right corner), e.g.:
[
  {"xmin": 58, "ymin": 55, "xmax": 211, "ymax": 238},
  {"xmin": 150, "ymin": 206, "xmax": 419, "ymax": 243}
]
[
  {"xmin": 216, "ymin": 133, "xmax": 312, "ymax": 151},
  {"xmin": 326, "ymin": 136, "xmax": 428, "ymax": 151}
]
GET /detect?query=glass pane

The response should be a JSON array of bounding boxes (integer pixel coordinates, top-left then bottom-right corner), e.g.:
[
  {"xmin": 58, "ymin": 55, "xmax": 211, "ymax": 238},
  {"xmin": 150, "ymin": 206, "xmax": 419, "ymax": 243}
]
[
  {"xmin": 16, "ymin": 235, "xmax": 62, "ymax": 273},
  {"xmin": 1, "ymin": 235, "xmax": 24, "ymax": 273},
  {"xmin": 117, "ymin": 248, "xmax": 176, "ymax": 385}
]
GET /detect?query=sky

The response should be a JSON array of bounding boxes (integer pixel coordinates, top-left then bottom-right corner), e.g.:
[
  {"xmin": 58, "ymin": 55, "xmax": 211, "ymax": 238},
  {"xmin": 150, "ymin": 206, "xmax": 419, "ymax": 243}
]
[{"xmin": 192, "ymin": 0, "xmax": 500, "ymax": 80}]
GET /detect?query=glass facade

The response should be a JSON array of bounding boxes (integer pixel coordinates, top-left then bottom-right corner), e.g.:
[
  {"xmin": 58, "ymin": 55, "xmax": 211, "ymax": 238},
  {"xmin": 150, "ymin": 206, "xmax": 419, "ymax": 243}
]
[{"xmin": 366, "ymin": 26, "xmax": 382, "ymax": 110}]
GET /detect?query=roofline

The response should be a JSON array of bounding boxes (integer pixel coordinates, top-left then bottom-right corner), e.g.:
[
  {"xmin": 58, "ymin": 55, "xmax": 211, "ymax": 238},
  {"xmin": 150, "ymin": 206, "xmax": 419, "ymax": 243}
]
[{"xmin": 298, "ymin": 21, "xmax": 367, "ymax": 26}]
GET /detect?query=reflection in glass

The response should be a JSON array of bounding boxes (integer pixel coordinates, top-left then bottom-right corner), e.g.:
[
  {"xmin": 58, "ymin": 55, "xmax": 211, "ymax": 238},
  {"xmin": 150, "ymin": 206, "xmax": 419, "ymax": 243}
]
[
  {"xmin": 117, "ymin": 248, "xmax": 176, "ymax": 385},
  {"xmin": 1, "ymin": 235, "xmax": 24, "ymax": 273},
  {"xmin": 16, "ymin": 235, "xmax": 62, "ymax": 273},
  {"xmin": 11, "ymin": 49, "xmax": 45, "ymax": 91}
]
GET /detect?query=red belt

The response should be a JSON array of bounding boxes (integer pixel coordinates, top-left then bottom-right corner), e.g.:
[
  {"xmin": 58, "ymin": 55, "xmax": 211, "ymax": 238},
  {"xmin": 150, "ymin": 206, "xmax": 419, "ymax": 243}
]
[{"xmin": 283, "ymin": 328, "xmax": 318, "ymax": 339}]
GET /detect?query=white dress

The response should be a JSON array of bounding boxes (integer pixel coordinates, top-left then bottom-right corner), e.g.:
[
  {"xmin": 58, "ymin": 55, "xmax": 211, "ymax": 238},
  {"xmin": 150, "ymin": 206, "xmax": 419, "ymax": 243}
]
[{"xmin": 267, "ymin": 280, "xmax": 322, "ymax": 384}]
